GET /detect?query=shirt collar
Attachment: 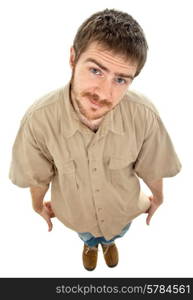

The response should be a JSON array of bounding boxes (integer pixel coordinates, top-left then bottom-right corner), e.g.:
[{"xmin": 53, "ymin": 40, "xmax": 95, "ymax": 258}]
[
  {"xmin": 61, "ymin": 82, "xmax": 125, "ymax": 138},
  {"xmin": 97, "ymin": 104, "xmax": 124, "ymax": 139}
]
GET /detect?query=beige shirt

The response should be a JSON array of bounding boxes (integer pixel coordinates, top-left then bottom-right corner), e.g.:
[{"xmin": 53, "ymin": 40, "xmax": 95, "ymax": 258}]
[{"xmin": 9, "ymin": 83, "xmax": 182, "ymax": 240}]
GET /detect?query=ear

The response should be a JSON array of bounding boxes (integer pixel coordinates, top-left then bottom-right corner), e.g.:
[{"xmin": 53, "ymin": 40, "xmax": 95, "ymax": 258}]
[{"xmin": 69, "ymin": 46, "xmax": 76, "ymax": 69}]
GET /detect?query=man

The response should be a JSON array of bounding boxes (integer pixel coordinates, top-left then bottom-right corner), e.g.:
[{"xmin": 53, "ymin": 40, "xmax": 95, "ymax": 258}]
[{"xmin": 9, "ymin": 9, "xmax": 182, "ymax": 271}]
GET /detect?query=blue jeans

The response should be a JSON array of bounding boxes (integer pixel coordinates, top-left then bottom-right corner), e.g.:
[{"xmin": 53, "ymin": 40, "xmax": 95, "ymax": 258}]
[{"xmin": 78, "ymin": 222, "xmax": 131, "ymax": 247}]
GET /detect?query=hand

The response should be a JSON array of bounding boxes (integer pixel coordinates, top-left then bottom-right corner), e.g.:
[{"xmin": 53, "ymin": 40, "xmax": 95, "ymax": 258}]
[
  {"xmin": 35, "ymin": 201, "xmax": 55, "ymax": 232},
  {"xmin": 146, "ymin": 195, "xmax": 163, "ymax": 225}
]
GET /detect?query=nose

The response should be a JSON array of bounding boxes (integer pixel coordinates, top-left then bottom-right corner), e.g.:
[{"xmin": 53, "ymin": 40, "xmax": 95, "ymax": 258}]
[{"xmin": 96, "ymin": 78, "xmax": 113, "ymax": 100}]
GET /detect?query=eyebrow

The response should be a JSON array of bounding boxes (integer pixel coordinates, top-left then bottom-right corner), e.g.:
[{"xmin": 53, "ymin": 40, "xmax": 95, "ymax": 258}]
[{"xmin": 84, "ymin": 58, "xmax": 135, "ymax": 80}]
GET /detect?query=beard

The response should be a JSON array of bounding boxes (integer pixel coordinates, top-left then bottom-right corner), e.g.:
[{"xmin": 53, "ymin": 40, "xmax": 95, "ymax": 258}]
[{"xmin": 70, "ymin": 70, "xmax": 113, "ymax": 121}]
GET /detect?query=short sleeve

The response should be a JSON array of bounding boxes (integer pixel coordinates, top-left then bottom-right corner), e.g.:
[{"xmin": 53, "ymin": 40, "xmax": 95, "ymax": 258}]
[
  {"xmin": 9, "ymin": 116, "xmax": 54, "ymax": 188},
  {"xmin": 134, "ymin": 111, "xmax": 182, "ymax": 182}
]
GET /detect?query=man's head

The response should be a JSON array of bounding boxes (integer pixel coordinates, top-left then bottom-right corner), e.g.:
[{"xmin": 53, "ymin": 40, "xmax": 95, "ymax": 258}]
[{"xmin": 69, "ymin": 8, "xmax": 148, "ymax": 121}]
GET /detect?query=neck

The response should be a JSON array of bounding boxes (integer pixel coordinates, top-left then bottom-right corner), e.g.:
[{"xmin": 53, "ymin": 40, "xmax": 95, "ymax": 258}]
[{"xmin": 79, "ymin": 114, "xmax": 102, "ymax": 131}]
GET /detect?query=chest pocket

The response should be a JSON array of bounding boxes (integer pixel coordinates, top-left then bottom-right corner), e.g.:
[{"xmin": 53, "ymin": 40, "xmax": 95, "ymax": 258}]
[
  {"xmin": 108, "ymin": 155, "xmax": 135, "ymax": 187},
  {"xmin": 56, "ymin": 159, "xmax": 79, "ymax": 190},
  {"xmin": 61, "ymin": 160, "xmax": 76, "ymax": 174},
  {"xmin": 109, "ymin": 157, "xmax": 131, "ymax": 169}
]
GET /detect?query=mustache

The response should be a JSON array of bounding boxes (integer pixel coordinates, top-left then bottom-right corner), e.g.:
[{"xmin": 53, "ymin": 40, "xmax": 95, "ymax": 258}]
[{"xmin": 81, "ymin": 92, "xmax": 112, "ymax": 107}]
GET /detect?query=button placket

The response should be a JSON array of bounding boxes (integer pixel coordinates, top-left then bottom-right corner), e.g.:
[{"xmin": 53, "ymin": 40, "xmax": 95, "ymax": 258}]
[{"xmin": 88, "ymin": 139, "xmax": 106, "ymax": 229}]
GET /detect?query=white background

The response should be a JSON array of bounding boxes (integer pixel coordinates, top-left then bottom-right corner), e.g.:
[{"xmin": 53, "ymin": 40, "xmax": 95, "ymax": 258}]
[{"xmin": 0, "ymin": 0, "xmax": 192, "ymax": 277}]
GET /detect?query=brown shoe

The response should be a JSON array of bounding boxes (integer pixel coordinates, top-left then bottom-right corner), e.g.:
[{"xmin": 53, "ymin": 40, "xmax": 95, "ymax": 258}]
[
  {"xmin": 101, "ymin": 242, "xmax": 119, "ymax": 268},
  {"xmin": 82, "ymin": 243, "xmax": 98, "ymax": 271}
]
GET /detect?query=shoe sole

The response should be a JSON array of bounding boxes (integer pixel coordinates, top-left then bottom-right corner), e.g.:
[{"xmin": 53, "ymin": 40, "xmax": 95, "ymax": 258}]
[
  {"xmin": 84, "ymin": 267, "xmax": 96, "ymax": 271},
  {"xmin": 106, "ymin": 263, "xmax": 118, "ymax": 268}
]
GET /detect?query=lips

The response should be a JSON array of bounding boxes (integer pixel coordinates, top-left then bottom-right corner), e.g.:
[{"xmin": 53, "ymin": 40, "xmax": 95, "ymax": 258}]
[{"xmin": 88, "ymin": 98, "xmax": 102, "ymax": 108}]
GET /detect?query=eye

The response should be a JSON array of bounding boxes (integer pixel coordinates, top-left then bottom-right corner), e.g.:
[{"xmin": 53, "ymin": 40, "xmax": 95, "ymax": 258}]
[
  {"xmin": 89, "ymin": 68, "xmax": 102, "ymax": 75},
  {"xmin": 115, "ymin": 77, "xmax": 127, "ymax": 85}
]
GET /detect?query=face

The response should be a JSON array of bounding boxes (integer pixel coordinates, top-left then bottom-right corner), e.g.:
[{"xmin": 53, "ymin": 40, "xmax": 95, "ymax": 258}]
[{"xmin": 70, "ymin": 42, "xmax": 138, "ymax": 121}]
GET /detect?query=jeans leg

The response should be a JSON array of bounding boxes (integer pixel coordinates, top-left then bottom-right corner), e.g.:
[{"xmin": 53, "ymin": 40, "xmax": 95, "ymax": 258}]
[
  {"xmin": 100, "ymin": 222, "xmax": 132, "ymax": 245},
  {"xmin": 78, "ymin": 232, "xmax": 99, "ymax": 247},
  {"xmin": 77, "ymin": 222, "xmax": 132, "ymax": 246}
]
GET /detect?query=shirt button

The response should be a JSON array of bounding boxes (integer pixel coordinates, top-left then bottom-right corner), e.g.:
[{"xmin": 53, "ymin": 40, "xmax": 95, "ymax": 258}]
[
  {"xmin": 101, "ymin": 220, "xmax": 104, "ymax": 223},
  {"xmin": 98, "ymin": 207, "xmax": 102, "ymax": 211},
  {"xmin": 93, "ymin": 168, "xmax": 97, "ymax": 172},
  {"xmin": 95, "ymin": 189, "xmax": 100, "ymax": 192}
]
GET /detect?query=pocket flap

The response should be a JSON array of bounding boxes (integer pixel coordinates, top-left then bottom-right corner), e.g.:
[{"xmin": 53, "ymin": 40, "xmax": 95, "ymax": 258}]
[
  {"xmin": 109, "ymin": 156, "xmax": 134, "ymax": 170},
  {"xmin": 57, "ymin": 159, "xmax": 75, "ymax": 174}
]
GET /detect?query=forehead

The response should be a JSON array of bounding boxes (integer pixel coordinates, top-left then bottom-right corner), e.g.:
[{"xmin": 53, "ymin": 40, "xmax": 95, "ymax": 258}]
[{"xmin": 79, "ymin": 42, "xmax": 138, "ymax": 73}]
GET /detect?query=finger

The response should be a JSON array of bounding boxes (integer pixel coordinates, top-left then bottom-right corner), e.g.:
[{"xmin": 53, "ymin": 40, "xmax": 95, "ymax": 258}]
[
  {"xmin": 146, "ymin": 204, "xmax": 157, "ymax": 225},
  {"xmin": 146, "ymin": 213, "xmax": 152, "ymax": 225},
  {"xmin": 47, "ymin": 218, "xmax": 53, "ymax": 232},
  {"xmin": 44, "ymin": 202, "xmax": 55, "ymax": 218},
  {"xmin": 146, "ymin": 206, "xmax": 154, "ymax": 225}
]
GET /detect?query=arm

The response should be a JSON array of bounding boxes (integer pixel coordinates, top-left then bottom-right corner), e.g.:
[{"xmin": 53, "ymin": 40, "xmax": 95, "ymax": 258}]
[
  {"xmin": 143, "ymin": 178, "xmax": 164, "ymax": 225},
  {"xmin": 30, "ymin": 184, "xmax": 55, "ymax": 231}
]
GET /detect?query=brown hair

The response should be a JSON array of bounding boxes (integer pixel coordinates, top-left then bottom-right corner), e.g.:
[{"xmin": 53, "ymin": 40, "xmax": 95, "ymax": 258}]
[{"xmin": 73, "ymin": 8, "xmax": 148, "ymax": 77}]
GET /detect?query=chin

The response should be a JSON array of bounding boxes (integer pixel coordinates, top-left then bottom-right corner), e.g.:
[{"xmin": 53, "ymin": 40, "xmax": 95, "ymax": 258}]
[
  {"xmin": 90, "ymin": 111, "xmax": 109, "ymax": 120},
  {"xmin": 78, "ymin": 99, "xmax": 109, "ymax": 120}
]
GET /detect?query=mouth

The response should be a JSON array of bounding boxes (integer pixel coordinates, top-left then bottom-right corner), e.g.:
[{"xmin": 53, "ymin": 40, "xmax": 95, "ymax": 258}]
[{"xmin": 88, "ymin": 98, "xmax": 103, "ymax": 109}]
